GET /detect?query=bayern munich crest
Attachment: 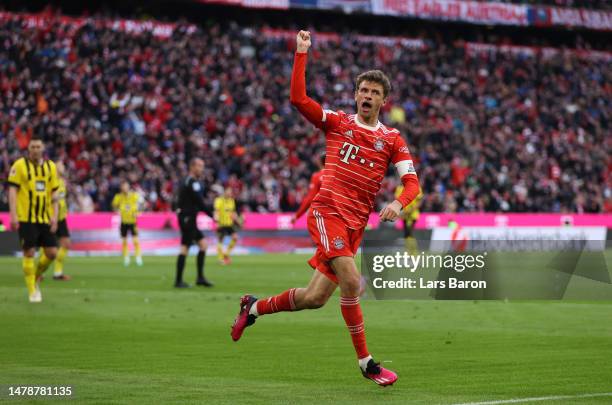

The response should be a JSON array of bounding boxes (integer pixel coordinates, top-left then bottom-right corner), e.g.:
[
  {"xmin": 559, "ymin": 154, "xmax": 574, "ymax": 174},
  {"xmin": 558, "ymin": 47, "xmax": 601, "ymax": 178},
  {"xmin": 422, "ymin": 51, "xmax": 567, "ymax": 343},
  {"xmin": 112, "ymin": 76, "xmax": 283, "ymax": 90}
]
[
  {"xmin": 332, "ymin": 236, "xmax": 345, "ymax": 250},
  {"xmin": 373, "ymin": 138, "xmax": 385, "ymax": 151}
]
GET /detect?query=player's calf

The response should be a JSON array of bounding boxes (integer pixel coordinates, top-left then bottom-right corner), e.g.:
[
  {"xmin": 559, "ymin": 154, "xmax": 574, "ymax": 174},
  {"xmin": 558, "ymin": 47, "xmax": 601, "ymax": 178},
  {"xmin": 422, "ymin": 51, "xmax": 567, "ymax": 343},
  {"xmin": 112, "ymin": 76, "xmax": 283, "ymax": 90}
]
[{"xmin": 298, "ymin": 288, "xmax": 329, "ymax": 309}]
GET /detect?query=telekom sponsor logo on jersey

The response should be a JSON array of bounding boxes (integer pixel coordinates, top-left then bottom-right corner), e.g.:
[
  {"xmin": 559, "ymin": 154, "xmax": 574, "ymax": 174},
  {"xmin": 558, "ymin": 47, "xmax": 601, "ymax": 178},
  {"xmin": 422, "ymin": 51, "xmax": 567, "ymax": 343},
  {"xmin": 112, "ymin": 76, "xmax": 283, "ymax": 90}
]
[{"xmin": 339, "ymin": 142, "xmax": 376, "ymax": 168}]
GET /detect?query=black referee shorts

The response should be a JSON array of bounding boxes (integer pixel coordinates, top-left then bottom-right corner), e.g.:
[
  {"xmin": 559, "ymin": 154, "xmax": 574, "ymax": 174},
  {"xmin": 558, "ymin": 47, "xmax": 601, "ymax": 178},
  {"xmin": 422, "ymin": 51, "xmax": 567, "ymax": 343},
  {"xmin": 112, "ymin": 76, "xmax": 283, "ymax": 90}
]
[
  {"xmin": 18, "ymin": 222, "xmax": 58, "ymax": 250},
  {"xmin": 178, "ymin": 214, "xmax": 204, "ymax": 246},
  {"xmin": 56, "ymin": 219, "xmax": 70, "ymax": 238},
  {"xmin": 120, "ymin": 223, "xmax": 138, "ymax": 238}
]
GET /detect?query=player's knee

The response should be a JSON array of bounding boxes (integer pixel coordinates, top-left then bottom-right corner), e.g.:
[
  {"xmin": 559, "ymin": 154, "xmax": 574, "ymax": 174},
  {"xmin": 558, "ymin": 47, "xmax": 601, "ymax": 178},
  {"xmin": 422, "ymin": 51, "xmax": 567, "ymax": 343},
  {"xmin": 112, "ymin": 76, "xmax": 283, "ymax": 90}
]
[
  {"xmin": 45, "ymin": 250, "xmax": 58, "ymax": 260},
  {"xmin": 340, "ymin": 274, "xmax": 361, "ymax": 296},
  {"xmin": 23, "ymin": 248, "xmax": 36, "ymax": 258}
]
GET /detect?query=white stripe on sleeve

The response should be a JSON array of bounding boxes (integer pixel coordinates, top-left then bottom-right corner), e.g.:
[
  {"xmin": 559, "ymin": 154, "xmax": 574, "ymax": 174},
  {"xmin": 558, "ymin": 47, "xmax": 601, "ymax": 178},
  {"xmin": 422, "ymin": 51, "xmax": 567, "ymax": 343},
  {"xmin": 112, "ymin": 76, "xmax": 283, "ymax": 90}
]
[{"xmin": 395, "ymin": 160, "xmax": 416, "ymax": 177}]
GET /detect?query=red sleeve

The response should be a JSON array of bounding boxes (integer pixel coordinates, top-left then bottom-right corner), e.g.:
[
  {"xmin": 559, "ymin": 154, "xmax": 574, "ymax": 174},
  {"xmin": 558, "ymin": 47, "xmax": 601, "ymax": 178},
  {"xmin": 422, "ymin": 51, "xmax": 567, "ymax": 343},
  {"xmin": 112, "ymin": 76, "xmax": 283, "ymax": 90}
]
[
  {"xmin": 290, "ymin": 52, "xmax": 340, "ymax": 131},
  {"xmin": 294, "ymin": 171, "xmax": 322, "ymax": 219},
  {"xmin": 396, "ymin": 174, "xmax": 420, "ymax": 208},
  {"xmin": 391, "ymin": 134, "xmax": 420, "ymax": 207}
]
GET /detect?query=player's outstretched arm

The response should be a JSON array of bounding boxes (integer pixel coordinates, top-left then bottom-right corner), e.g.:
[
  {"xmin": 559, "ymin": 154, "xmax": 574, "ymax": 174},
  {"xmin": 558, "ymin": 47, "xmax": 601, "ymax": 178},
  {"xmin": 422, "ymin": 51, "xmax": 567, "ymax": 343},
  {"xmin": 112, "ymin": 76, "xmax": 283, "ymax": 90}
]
[{"xmin": 290, "ymin": 31, "xmax": 338, "ymax": 130}]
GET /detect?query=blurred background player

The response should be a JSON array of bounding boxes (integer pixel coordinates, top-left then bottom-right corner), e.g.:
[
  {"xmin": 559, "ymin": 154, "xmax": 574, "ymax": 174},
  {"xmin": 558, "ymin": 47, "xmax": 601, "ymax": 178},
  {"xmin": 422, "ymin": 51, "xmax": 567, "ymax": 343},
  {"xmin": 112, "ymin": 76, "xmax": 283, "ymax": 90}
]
[
  {"xmin": 112, "ymin": 181, "xmax": 143, "ymax": 267},
  {"xmin": 214, "ymin": 187, "xmax": 242, "ymax": 265},
  {"xmin": 291, "ymin": 154, "xmax": 325, "ymax": 225},
  {"xmin": 175, "ymin": 158, "xmax": 214, "ymax": 288},
  {"xmin": 47, "ymin": 161, "xmax": 72, "ymax": 280},
  {"xmin": 232, "ymin": 31, "xmax": 420, "ymax": 386},
  {"xmin": 394, "ymin": 185, "xmax": 423, "ymax": 254},
  {"xmin": 7, "ymin": 136, "xmax": 60, "ymax": 303}
]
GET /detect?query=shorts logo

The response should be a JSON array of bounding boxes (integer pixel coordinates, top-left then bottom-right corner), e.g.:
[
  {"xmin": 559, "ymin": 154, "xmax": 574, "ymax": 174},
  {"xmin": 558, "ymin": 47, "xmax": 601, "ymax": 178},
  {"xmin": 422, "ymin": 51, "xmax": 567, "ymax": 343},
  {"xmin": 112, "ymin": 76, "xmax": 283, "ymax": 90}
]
[
  {"xmin": 332, "ymin": 236, "xmax": 345, "ymax": 250},
  {"xmin": 373, "ymin": 138, "xmax": 385, "ymax": 152}
]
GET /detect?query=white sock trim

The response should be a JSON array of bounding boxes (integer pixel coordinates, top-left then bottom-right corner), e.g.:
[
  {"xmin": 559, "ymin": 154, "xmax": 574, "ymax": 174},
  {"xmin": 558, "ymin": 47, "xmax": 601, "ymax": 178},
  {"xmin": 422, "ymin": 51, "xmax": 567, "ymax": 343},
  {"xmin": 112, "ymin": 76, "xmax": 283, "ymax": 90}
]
[
  {"xmin": 359, "ymin": 355, "xmax": 373, "ymax": 371},
  {"xmin": 248, "ymin": 301, "xmax": 259, "ymax": 316}
]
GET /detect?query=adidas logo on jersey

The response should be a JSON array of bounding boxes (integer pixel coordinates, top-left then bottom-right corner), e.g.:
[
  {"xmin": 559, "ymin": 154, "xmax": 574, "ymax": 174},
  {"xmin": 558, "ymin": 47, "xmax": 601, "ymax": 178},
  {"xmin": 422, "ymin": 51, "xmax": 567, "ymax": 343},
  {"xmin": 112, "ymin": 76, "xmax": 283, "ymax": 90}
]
[{"xmin": 344, "ymin": 130, "xmax": 353, "ymax": 138}]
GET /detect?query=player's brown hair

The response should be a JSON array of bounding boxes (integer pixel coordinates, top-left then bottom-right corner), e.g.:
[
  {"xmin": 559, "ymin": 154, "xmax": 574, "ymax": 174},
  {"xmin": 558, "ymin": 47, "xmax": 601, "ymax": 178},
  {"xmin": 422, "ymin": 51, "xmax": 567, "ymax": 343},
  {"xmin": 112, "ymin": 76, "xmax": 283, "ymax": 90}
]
[{"xmin": 355, "ymin": 70, "xmax": 392, "ymax": 98}]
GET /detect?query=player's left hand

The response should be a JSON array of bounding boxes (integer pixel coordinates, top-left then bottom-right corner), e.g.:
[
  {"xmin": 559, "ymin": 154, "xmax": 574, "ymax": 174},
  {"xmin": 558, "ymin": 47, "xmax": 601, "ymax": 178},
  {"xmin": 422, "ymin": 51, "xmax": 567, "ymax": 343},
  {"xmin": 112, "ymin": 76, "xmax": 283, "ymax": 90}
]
[
  {"xmin": 50, "ymin": 219, "xmax": 58, "ymax": 233},
  {"xmin": 379, "ymin": 200, "xmax": 402, "ymax": 222}
]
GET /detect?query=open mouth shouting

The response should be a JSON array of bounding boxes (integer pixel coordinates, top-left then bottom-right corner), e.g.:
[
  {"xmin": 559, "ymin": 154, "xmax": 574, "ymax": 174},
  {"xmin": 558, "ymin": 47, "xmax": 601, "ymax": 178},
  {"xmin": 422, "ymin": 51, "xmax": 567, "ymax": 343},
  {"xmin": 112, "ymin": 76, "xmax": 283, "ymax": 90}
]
[{"xmin": 361, "ymin": 100, "xmax": 373, "ymax": 114}]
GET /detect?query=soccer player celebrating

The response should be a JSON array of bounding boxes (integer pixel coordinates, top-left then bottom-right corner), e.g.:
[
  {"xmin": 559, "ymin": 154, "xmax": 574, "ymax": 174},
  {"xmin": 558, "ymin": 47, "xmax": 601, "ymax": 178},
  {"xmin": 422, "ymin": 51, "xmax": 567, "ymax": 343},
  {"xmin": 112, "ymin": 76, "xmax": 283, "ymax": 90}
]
[
  {"xmin": 214, "ymin": 187, "xmax": 241, "ymax": 265},
  {"xmin": 175, "ymin": 158, "xmax": 214, "ymax": 288},
  {"xmin": 112, "ymin": 181, "xmax": 143, "ymax": 267},
  {"xmin": 291, "ymin": 154, "xmax": 324, "ymax": 225},
  {"xmin": 47, "ymin": 161, "xmax": 72, "ymax": 280},
  {"xmin": 8, "ymin": 135, "xmax": 61, "ymax": 303},
  {"xmin": 232, "ymin": 31, "xmax": 420, "ymax": 386}
]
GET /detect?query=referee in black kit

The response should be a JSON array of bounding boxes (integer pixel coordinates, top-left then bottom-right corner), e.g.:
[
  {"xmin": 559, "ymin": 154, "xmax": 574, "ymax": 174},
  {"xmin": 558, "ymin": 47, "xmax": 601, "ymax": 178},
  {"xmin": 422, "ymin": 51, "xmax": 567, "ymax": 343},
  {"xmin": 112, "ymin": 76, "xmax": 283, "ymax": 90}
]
[{"xmin": 175, "ymin": 157, "xmax": 214, "ymax": 288}]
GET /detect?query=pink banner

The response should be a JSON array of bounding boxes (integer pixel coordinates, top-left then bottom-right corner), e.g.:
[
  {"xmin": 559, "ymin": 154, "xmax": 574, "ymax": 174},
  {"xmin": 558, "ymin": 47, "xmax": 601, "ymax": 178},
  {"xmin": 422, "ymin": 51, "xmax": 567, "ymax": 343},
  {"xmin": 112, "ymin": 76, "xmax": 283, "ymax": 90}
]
[
  {"xmin": 0, "ymin": 212, "xmax": 610, "ymax": 231},
  {"xmin": 199, "ymin": 0, "xmax": 289, "ymax": 9},
  {"xmin": 371, "ymin": 0, "xmax": 528, "ymax": 26},
  {"xmin": 0, "ymin": 12, "xmax": 196, "ymax": 39}
]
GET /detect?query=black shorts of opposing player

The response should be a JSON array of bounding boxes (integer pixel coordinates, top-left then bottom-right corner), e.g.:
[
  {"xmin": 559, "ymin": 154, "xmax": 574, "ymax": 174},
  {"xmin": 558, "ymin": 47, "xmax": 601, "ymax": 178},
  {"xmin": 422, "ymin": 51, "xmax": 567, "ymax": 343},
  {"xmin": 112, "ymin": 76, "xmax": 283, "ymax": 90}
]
[
  {"xmin": 403, "ymin": 219, "xmax": 415, "ymax": 238},
  {"xmin": 56, "ymin": 219, "xmax": 70, "ymax": 238},
  {"xmin": 19, "ymin": 222, "xmax": 58, "ymax": 249},
  {"xmin": 120, "ymin": 223, "xmax": 138, "ymax": 238},
  {"xmin": 216, "ymin": 226, "xmax": 236, "ymax": 238},
  {"xmin": 179, "ymin": 214, "xmax": 204, "ymax": 246}
]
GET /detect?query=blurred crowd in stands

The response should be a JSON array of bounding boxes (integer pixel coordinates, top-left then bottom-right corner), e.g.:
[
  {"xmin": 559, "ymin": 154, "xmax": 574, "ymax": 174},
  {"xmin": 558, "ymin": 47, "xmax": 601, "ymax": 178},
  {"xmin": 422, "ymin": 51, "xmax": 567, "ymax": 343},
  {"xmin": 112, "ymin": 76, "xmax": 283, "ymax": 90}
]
[{"xmin": 0, "ymin": 15, "xmax": 610, "ymax": 214}]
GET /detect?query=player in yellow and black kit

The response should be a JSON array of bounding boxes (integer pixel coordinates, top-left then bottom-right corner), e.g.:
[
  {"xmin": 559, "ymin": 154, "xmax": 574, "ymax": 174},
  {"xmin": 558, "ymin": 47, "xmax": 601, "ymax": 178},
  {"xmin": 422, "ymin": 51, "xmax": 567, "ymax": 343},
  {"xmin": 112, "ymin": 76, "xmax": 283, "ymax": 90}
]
[
  {"xmin": 395, "ymin": 185, "xmax": 423, "ymax": 254},
  {"xmin": 112, "ymin": 181, "xmax": 143, "ymax": 267},
  {"xmin": 214, "ymin": 187, "xmax": 242, "ymax": 265},
  {"xmin": 7, "ymin": 136, "xmax": 60, "ymax": 303},
  {"xmin": 47, "ymin": 161, "xmax": 71, "ymax": 280}
]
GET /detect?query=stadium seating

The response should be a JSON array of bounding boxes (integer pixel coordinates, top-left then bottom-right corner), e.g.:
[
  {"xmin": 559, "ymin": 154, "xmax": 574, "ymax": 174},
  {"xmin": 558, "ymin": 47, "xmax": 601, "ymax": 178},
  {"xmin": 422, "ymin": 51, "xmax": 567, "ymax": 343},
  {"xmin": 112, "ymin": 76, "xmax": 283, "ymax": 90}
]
[{"xmin": 0, "ymin": 15, "xmax": 609, "ymax": 213}]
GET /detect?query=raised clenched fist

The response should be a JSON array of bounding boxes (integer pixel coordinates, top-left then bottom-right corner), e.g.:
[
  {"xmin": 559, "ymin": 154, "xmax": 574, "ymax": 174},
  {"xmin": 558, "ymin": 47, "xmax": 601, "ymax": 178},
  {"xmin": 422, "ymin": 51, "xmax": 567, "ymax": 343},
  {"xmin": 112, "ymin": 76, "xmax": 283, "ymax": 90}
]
[{"xmin": 296, "ymin": 30, "xmax": 311, "ymax": 53}]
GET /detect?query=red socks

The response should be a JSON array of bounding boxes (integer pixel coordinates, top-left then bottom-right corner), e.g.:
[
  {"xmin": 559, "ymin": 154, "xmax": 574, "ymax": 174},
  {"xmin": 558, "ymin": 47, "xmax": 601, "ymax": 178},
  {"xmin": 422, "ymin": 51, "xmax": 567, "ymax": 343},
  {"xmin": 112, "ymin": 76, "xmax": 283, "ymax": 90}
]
[
  {"xmin": 340, "ymin": 296, "xmax": 369, "ymax": 359},
  {"xmin": 255, "ymin": 291, "xmax": 369, "ymax": 360},
  {"xmin": 256, "ymin": 288, "xmax": 297, "ymax": 315}
]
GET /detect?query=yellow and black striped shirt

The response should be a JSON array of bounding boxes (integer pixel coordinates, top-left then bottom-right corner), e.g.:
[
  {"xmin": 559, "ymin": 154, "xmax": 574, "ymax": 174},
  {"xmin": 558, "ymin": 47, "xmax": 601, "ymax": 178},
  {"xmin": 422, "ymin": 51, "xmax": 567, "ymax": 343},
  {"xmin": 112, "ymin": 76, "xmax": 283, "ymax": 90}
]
[
  {"xmin": 214, "ymin": 197, "xmax": 237, "ymax": 227},
  {"xmin": 112, "ymin": 192, "xmax": 141, "ymax": 224},
  {"xmin": 8, "ymin": 157, "xmax": 59, "ymax": 224}
]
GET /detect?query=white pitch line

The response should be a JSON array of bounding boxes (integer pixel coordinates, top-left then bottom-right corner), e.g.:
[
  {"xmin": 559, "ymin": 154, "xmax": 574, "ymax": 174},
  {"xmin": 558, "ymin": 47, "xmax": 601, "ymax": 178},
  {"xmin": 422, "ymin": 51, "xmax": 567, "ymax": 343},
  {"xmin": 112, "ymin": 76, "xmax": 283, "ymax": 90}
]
[{"xmin": 452, "ymin": 392, "xmax": 612, "ymax": 405}]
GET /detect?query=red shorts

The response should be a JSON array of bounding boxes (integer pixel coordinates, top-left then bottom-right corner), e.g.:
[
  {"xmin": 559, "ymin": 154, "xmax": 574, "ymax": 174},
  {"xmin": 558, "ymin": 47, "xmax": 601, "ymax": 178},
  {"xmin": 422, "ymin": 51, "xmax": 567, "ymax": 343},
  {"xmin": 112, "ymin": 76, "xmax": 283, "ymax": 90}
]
[{"xmin": 306, "ymin": 208, "xmax": 365, "ymax": 284}]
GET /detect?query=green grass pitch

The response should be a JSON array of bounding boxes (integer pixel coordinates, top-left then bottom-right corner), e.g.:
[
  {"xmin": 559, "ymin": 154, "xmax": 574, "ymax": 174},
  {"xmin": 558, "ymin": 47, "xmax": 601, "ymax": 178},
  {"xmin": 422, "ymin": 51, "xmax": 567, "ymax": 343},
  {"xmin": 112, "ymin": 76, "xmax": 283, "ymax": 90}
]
[{"xmin": 0, "ymin": 254, "xmax": 611, "ymax": 404}]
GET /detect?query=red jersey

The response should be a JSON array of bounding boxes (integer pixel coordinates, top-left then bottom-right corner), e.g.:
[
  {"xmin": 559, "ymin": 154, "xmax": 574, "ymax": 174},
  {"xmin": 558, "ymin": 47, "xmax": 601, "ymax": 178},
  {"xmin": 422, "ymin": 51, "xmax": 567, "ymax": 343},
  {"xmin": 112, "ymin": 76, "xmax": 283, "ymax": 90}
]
[
  {"xmin": 295, "ymin": 170, "xmax": 323, "ymax": 220},
  {"xmin": 312, "ymin": 111, "xmax": 415, "ymax": 228},
  {"xmin": 290, "ymin": 52, "xmax": 419, "ymax": 230}
]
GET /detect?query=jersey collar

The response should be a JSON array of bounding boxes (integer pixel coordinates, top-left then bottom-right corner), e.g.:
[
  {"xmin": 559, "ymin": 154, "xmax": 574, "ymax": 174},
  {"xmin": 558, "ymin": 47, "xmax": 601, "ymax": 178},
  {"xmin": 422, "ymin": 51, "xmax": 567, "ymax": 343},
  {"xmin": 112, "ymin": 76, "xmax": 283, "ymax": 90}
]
[{"xmin": 355, "ymin": 114, "xmax": 381, "ymax": 131}]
